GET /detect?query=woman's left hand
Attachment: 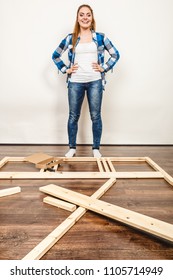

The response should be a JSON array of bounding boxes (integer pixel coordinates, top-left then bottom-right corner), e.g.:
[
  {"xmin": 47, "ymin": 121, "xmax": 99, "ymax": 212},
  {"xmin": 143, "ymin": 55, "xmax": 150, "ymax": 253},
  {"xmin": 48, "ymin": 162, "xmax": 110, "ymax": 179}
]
[{"xmin": 92, "ymin": 63, "xmax": 104, "ymax": 72}]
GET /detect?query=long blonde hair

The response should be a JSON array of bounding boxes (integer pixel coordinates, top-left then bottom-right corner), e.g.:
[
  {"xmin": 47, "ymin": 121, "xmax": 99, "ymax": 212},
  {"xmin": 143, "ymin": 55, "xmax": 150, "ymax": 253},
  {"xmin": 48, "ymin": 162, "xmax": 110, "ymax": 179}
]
[{"xmin": 72, "ymin": 4, "xmax": 96, "ymax": 51}]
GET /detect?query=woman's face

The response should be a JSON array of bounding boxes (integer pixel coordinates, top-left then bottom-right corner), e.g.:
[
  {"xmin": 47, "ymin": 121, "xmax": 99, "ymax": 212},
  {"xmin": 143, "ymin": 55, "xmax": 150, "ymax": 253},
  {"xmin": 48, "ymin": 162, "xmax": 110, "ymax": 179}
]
[{"xmin": 78, "ymin": 6, "xmax": 93, "ymax": 29}]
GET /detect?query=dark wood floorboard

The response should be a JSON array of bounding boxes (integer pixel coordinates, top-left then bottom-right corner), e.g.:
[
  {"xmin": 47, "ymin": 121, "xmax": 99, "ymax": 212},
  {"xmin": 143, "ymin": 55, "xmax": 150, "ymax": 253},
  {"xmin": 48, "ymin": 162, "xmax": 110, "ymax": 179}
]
[{"xmin": 0, "ymin": 145, "xmax": 173, "ymax": 260}]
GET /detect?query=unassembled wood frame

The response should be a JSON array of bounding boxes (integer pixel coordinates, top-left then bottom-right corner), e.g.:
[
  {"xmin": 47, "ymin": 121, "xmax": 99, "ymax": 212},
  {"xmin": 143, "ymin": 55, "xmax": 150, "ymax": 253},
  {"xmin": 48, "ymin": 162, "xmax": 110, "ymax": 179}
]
[
  {"xmin": 0, "ymin": 156, "xmax": 173, "ymax": 183},
  {"xmin": 0, "ymin": 156, "xmax": 173, "ymax": 260}
]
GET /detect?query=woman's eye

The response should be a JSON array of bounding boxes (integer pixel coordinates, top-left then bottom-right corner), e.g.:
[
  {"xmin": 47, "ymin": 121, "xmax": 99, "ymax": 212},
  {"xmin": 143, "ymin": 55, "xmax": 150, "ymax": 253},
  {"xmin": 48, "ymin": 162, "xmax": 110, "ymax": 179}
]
[{"xmin": 79, "ymin": 13, "xmax": 91, "ymax": 17}]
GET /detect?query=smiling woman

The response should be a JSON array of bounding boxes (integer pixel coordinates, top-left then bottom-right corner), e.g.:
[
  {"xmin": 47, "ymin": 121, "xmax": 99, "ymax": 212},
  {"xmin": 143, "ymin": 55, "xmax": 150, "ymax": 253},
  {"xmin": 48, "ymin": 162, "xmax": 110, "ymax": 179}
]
[
  {"xmin": 52, "ymin": 4, "xmax": 120, "ymax": 158},
  {"xmin": 78, "ymin": 8, "xmax": 93, "ymax": 34}
]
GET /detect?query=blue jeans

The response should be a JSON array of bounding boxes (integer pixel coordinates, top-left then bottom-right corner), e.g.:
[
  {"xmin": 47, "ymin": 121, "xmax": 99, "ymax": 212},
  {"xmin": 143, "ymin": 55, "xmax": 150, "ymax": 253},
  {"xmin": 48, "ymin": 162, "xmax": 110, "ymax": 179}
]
[{"xmin": 67, "ymin": 79, "xmax": 103, "ymax": 149}]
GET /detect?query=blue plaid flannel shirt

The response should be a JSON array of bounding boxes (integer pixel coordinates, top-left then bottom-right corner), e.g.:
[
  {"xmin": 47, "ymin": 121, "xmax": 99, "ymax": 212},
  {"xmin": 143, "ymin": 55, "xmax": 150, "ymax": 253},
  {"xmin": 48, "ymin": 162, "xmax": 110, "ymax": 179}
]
[{"xmin": 52, "ymin": 30, "xmax": 120, "ymax": 89}]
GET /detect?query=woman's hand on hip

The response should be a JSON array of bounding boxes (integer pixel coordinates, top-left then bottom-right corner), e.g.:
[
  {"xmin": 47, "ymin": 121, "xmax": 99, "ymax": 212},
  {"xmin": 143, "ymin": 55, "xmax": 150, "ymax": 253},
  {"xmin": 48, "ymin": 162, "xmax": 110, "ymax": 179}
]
[
  {"xmin": 92, "ymin": 62, "xmax": 104, "ymax": 72},
  {"xmin": 66, "ymin": 63, "xmax": 78, "ymax": 74}
]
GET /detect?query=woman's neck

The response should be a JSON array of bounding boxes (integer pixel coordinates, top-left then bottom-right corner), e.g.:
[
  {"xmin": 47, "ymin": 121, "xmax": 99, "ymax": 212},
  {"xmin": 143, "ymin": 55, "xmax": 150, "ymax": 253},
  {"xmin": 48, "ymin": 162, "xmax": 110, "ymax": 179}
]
[{"xmin": 79, "ymin": 28, "xmax": 92, "ymax": 43}]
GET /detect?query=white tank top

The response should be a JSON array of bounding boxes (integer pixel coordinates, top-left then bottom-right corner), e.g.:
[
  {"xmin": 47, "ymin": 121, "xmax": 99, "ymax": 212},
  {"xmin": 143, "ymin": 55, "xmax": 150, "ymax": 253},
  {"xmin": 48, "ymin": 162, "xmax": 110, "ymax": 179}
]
[{"xmin": 70, "ymin": 41, "xmax": 101, "ymax": 83}]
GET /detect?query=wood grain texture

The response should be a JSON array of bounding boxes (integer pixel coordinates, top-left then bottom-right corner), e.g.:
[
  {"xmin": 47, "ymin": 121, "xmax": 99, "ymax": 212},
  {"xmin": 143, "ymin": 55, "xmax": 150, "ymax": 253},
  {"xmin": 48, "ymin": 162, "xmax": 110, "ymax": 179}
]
[
  {"xmin": 0, "ymin": 186, "xmax": 21, "ymax": 197},
  {"xmin": 39, "ymin": 184, "xmax": 173, "ymax": 243},
  {"xmin": 43, "ymin": 196, "xmax": 77, "ymax": 212},
  {"xmin": 22, "ymin": 179, "xmax": 116, "ymax": 260},
  {"xmin": 0, "ymin": 145, "xmax": 173, "ymax": 260}
]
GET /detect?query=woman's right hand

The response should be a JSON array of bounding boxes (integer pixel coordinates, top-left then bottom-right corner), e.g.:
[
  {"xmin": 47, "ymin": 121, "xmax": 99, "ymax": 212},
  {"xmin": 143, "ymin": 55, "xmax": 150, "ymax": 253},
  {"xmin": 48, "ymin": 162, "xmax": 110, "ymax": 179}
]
[{"xmin": 66, "ymin": 63, "xmax": 78, "ymax": 74}]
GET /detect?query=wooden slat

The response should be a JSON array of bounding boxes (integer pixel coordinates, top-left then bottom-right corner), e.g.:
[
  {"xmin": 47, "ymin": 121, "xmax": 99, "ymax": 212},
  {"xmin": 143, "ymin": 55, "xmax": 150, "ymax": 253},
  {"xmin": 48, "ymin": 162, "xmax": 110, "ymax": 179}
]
[
  {"xmin": 3, "ymin": 156, "xmax": 147, "ymax": 164},
  {"xmin": 40, "ymin": 184, "xmax": 173, "ymax": 243},
  {"xmin": 145, "ymin": 157, "xmax": 173, "ymax": 186},
  {"xmin": 43, "ymin": 196, "xmax": 76, "ymax": 212},
  {"xmin": 0, "ymin": 171, "xmax": 164, "ymax": 179},
  {"xmin": 36, "ymin": 159, "xmax": 63, "ymax": 169},
  {"xmin": 96, "ymin": 158, "xmax": 104, "ymax": 172},
  {"xmin": 63, "ymin": 157, "xmax": 96, "ymax": 162},
  {"xmin": 63, "ymin": 157, "xmax": 146, "ymax": 162},
  {"xmin": 0, "ymin": 157, "xmax": 10, "ymax": 169},
  {"xmin": 107, "ymin": 158, "xmax": 116, "ymax": 172},
  {"xmin": 22, "ymin": 178, "xmax": 116, "ymax": 260},
  {"xmin": 8, "ymin": 157, "xmax": 25, "ymax": 162},
  {"xmin": 101, "ymin": 158, "xmax": 110, "ymax": 172},
  {"xmin": 53, "ymin": 164, "xmax": 58, "ymax": 171},
  {"xmin": 24, "ymin": 153, "xmax": 54, "ymax": 164},
  {"xmin": 109, "ymin": 157, "xmax": 146, "ymax": 162},
  {"xmin": 0, "ymin": 187, "xmax": 21, "ymax": 197}
]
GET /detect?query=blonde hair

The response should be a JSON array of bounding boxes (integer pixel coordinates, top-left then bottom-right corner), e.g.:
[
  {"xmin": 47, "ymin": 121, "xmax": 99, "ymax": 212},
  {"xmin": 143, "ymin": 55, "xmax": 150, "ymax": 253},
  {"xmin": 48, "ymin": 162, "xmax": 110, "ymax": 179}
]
[{"xmin": 72, "ymin": 4, "xmax": 96, "ymax": 51}]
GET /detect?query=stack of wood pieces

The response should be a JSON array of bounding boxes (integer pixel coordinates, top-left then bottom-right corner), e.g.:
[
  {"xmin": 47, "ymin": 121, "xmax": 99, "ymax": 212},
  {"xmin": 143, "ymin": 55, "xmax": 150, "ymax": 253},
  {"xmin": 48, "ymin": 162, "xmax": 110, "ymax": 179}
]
[{"xmin": 24, "ymin": 153, "xmax": 63, "ymax": 171}]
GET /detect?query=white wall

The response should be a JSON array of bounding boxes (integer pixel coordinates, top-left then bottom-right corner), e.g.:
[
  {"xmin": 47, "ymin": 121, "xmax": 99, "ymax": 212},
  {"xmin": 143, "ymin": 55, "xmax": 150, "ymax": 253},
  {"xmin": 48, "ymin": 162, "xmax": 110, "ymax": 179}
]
[{"xmin": 0, "ymin": 0, "xmax": 173, "ymax": 144}]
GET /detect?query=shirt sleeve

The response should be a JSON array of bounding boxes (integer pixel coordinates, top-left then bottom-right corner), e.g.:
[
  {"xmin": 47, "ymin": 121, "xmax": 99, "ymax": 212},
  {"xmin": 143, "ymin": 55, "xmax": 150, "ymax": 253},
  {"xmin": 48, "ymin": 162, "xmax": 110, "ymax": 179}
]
[
  {"xmin": 52, "ymin": 34, "xmax": 71, "ymax": 74},
  {"xmin": 102, "ymin": 36, "xmax": 120, "ymax": 73}
]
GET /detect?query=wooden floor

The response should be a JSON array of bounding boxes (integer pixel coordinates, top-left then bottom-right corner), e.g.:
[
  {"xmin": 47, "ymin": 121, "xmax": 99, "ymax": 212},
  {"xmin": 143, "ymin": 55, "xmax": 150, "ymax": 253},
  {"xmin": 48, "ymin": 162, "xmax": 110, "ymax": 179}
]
[{"xmin": 0, "ymin": 145, "xmax": 173, "ymax": 260}]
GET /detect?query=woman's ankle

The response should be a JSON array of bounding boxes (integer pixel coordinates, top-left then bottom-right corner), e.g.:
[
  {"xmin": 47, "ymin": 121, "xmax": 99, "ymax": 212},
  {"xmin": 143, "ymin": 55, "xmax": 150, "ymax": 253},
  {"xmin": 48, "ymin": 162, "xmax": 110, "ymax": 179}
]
[
  {"xmin": 93, "ymin": 149, "xmax": 102, "ymax": 158},
  {"xmin": 65, "ymin": 148, "xmax": 76, "ymax": 158}
]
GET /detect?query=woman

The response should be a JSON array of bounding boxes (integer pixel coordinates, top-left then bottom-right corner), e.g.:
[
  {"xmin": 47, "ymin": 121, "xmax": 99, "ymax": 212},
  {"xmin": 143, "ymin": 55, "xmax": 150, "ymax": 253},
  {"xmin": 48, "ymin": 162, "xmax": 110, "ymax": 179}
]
[{"xmin": 52, "ymin": 4, "xmax": 120, "ymax": 157}]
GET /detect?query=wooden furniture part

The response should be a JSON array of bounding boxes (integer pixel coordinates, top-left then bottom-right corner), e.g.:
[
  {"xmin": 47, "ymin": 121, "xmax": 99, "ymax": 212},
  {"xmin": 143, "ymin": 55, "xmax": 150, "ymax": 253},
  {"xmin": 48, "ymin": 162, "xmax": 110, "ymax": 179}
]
[
  {"xmin": 24, "ymin": 153, "xmax": 63, "ymax": 171},
  {"xmin": 40, "ymin": 184, "xmax": 173, "ymax": 243},
  {"xmin": 0, "ymin": 156, "xmax": 171, "ymax": 181},
  {"xmin": 22, "ymin": 178, "xmax": 116, "ymax": 260},
  {"xmin": 43, "ymin": 196, "xmax": 77, "ymax": 212},
  {"xmin": 0, "ymin": 171, "xmax": 164, "ymax": 179},
  {"xmin": 145, "ymin": 157, "xmax": 173, "ymax": 186},
  {"xmin": 0, "ymin": 186, "xmax": 21, "ymax": 198},
  {"xmin": 0, "ymin": 155, "xmax": 173, "ymax": 260}
]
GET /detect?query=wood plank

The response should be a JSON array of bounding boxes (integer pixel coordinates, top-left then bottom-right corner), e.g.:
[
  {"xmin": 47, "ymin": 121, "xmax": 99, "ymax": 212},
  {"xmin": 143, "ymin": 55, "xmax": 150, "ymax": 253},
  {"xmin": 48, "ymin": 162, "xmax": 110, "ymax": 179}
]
[
  {"xmin": 145, "ymin": 157, "xmax": 173, "ymax": 186},
  {"xmin": 109, "ymin": 157, "xmax": 146, "ymax": 162},
  {"xmin": 63, "ymin": 157, "xmax": 96, "ymax": 162},
  {"xmin": 53, "ymin": 164, "xmax": 59, "ymax": 171},
  {"xmin": 36, "ymin": 159, "xmax": 63, "ymax": 169},
  {"xmin": 8, "ymin": 157, "xmax": 25, "ymax": 162},
  {"xmin": 22, "ymin": 178, "xmax": 116, "ymax": 260},
  {"xmin": 0, "ymin": 187, "xmax": 21, "ymax": 197},
  {"xmin": 96, "ymin": 158, "xmax": 104, "ymax": 172},
  {"xmin": 0, "ymin": 171, "xmax": 164, "ymax": 179},
  {"xmin": 24, "ymin": 153, "xmax": 63, "ymax": 170},
  {"xmin": 0, "ymin": 157, "xmax": 10, "ymax": 169},
  {"xmin": 101, "ymin": 158, "xmax": 110, "ymax": 172},
  {"xmin": 24, "ymin": 153, "xmax": 54, "ymax": 164},
  {"xmin": 40, "ymin": 184, "xmax": 173, "ymax": 243},
  {"xmin": 43, "ymin": 196, "xmax": 76, "ymax": 212},
  {"xmin": 0, "ymin": 147, "xmax": 173, "ymax": 260},
  {"xmin": 3, "ymin": 156, "xmax": 148, "ymax": 164},
  {"xmin": 63, "ymin": 157, "xmax": 146, "ymax": 162},
  {"xmin": 107, "ymin": 158, "xmax": 116, "ymax": 172},
  {"xmin": 1, "ymin": 146, "xmax": 173, "ymax": 260}
]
